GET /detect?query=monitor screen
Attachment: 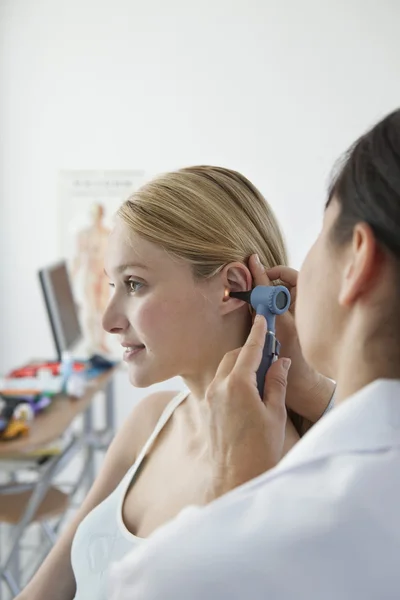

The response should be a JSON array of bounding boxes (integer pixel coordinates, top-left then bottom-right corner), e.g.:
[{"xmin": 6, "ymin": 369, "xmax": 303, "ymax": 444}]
[{"xmin": 38, "ymin": 261, "xmax": 82, "ymax": 360}]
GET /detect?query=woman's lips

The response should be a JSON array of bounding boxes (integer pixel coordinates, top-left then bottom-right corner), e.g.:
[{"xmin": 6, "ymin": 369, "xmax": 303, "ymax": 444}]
[{"xmin": 123, "ymin": 345, "xmax": 145, "ymax": 362}]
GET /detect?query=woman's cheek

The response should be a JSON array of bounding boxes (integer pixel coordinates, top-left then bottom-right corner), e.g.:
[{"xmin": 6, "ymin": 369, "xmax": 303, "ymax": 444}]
[
  {"xmin": 133, "ymin": 297, "xmax": 171, "ymax": 341},
  {"xmin": 134, "ymin": 290, "xmax": 197, "ymax": 345}
]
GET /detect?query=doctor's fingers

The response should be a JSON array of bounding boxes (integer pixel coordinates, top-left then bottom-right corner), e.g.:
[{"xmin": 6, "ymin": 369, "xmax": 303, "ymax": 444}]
[
  {"xmin": 262, "ymin": 357, "xmax": 291, "ymax": 414},
  {"xmin": 249, "ymin": 257, "xmax": 298, "ymax": 306},
  {"xmin": 233, "ymin": 314, "xmax": 267, "ymax": 375},
  {"xmin": 266, "ymin": 265, "xmax": 298, "ymax": 306},
  {"xmin": 266, "ymin": 265, "xmax": 298, "ymax": 290},
  {"xmin": 248, "ymin": 254, "xmax": 271, "ymax": 286}
]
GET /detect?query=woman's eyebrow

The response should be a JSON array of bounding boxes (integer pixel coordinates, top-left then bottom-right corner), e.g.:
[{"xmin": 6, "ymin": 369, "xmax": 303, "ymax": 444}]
[
  {"xmin": 117, "ymin": 263, "xmax": 148, "ymax": 273},
  {"xmin": 104, "ymin": 263, "xmax": 149, "ymax": 277}
]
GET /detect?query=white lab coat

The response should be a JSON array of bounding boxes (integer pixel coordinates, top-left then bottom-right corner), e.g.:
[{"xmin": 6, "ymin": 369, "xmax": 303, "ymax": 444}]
[{"xmin": 109, "ymin": 379, "xmax": 400, "ymax": 600}]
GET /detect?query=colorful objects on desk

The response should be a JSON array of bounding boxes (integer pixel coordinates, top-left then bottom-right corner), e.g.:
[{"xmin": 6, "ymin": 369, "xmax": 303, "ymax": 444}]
[
  {"xmin": 0, "ymin": 393, "xmax": 52, "ymax": 442},
  {"xmin": 0, "ymin": 376, "xmax": 63, "ymax": 395},
  {"xmin": 8, "ymin": 360, "xmax": 86, "ymax": 379},
  {"xmin": 86, "ymin": 354, "xmax": 116, "ymax": 371},
  {"xmin": 0, "ymin": 397, "xmax": 30, "ymax": 441},
  {"xmin": 1, "ymin": 419, "xmax": 30, "ymax": 441},
  {"xmin": 0, "ymin": 355, "xmax": 117, "ymax": 425},
  {"xmin": 6, "ymin": 354, "xmax": 114, "ymax": 384}
]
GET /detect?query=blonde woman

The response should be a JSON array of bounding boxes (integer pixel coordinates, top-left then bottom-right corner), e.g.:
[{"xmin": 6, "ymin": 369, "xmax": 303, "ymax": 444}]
[{"xmin": 18, "ymin": 166, "xmax": 334, "ymax": 600}]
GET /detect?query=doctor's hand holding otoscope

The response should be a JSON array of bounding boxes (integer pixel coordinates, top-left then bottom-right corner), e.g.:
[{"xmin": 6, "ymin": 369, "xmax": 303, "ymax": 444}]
[{"xmin": 204, "ymin": 254, "xmax": 335, "ymax": 498}]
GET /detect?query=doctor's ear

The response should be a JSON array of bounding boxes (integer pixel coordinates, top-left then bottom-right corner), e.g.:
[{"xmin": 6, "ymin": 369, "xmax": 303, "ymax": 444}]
[
  {"xmin": 338, "ymin": 222, "xmax": 381, "ymax": 306},
  {"xmin": 219, "ymin": 262, "xmax": 252, "ymax": 314}
]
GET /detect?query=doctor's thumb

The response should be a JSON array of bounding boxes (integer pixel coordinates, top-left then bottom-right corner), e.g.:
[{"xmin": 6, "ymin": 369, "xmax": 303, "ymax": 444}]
[{"xmin": 262, "ymin": 358, "xmax": 291, "ymax": 413}]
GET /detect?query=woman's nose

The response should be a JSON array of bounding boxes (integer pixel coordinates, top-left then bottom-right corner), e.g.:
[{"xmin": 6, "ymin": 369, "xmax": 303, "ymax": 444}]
[{"xmin": 102, "ymin": 300, "xmax": 129, "ymax": 334}]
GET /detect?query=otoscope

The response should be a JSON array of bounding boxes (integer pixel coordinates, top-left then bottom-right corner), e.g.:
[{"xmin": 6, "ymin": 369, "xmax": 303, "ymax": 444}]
[{"xmin": 230, "ymin": 286, "xmax": 291, "ymax": 398}]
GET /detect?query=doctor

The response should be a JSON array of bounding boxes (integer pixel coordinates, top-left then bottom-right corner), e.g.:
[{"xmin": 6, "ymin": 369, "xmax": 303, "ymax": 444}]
[{"xmin": 110, "ymin": 109, "xmax": 400, "ymax": 599}]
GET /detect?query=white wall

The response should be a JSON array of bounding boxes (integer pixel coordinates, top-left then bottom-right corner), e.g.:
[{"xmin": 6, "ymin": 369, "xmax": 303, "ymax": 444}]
[{"xmin": 1, "ymin": 0, "xmax": 400, "ymax": 413}]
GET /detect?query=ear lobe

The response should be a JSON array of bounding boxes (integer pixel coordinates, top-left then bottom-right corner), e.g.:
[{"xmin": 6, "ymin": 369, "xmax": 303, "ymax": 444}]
[
  {"xmin": 338, "ymin": 223, "xmax": 378, "ymax": 307},
  {"xmin": 338, "ymin": 261, "xmax": 355, "ymax": 306}
]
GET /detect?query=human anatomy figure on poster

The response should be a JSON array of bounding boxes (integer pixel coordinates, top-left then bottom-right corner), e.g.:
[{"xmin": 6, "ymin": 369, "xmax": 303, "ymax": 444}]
[{"xmin": 72, "ymin": 203, "xmax": 111, "ymax": 354}]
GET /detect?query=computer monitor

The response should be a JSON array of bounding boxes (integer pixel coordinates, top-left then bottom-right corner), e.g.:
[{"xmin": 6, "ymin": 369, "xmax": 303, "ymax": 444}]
[{"xmin": 38, "ymin": 260, "xmax": 83, "ymax": 361}]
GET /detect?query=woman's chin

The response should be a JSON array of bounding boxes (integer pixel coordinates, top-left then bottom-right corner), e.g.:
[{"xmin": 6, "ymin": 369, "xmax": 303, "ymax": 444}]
[
  {"xmin": 127, "ymin": 366, "xmax": 167, "ymax": 389},
  {"xmin": 125, "ymin": 356, "xmax": 181, "ymax": 389}
]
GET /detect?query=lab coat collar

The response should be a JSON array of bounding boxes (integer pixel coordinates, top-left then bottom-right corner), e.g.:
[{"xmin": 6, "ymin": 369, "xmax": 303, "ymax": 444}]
[{"xmin": 278, "ymin": 378, "xmax": 400, "ymax": 472}]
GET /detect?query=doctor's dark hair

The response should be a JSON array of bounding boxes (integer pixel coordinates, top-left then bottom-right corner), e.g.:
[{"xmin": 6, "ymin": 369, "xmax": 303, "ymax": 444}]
[{"xmin": 327, "ymin": 108, "xmax": 400, "ymax": 261}]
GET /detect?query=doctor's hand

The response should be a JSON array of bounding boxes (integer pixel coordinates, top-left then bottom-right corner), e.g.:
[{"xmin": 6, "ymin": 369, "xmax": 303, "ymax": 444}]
[
  {"xmin": 205, "ymin": 315, "xmax": 290, "ymax": 499},
  {"xmin": 248, "ymin": 255, "xmax": 335, "ymax": 425}
]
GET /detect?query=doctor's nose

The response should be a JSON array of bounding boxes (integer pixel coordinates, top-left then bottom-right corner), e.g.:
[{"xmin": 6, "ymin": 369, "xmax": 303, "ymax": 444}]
[{"xmin": 102, "ymin": 300, "xmax": 130, "ymax": 335}]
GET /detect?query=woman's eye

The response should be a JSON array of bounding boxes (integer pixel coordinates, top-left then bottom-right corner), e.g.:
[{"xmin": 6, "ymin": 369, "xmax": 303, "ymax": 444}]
[{"xmin": 127, "ymin": 280, "xmax": 143, "ymax": 293}]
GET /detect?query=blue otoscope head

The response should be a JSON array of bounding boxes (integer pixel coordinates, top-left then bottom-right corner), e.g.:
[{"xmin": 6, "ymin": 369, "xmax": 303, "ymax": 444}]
[
  {"xmin": 230, "ymin": 285, "xmax": 291, "ymax": 333},
  {"xmin": 229, "ymin": 285, "xmax": 291, "ymax": 397},
  {"xmin": 249, "ymin": 285, "xmax": 290, "ymax": 332}
]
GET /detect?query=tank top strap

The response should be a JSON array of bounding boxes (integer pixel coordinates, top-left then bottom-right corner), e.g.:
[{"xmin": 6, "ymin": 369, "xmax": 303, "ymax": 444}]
[{"xmin": 132, "ymin": 389, "xmax": 190, "ymax": 469}]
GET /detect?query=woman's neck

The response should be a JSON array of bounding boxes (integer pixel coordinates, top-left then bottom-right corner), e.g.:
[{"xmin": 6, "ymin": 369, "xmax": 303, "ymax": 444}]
[{"xmin": 182, "ymin": 313, "xmax": 251, "ymax": 402}]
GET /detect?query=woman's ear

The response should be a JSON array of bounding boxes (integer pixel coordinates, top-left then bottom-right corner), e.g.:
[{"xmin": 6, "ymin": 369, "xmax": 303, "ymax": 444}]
[{"xmin": 219, "ymin": 262, "xmax": 252, "ymax": 315}]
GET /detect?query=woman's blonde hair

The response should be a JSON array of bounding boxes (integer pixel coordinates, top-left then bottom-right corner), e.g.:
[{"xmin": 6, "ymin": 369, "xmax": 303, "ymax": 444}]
[{"xmin": 118, "ymin": 166, "xmax": 287, "ymax": 278}]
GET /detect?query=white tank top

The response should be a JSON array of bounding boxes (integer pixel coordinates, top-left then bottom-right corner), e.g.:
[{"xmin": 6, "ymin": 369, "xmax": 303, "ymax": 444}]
[{"xmin": 71, "ymin": 390, "xmax": 189, "ymax": 600}]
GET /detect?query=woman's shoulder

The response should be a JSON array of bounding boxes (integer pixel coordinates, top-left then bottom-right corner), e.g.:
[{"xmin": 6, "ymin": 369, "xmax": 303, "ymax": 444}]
[
  {"xmin": 131, "ymin": 390, "xmax": 185, "ymax": 441},
  {"xmin": 111, "ymin": 389, "xmax": 184, "ymax": 471}
]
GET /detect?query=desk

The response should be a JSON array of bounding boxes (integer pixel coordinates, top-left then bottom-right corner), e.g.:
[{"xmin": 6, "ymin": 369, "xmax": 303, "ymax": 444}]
[
  {"xmin": 0, "ymin": 366, "xmax": 117, "ymax": 459},
  {"xmin": 0, "ymin": 367, "xmax": 118, "ymax": 596}
]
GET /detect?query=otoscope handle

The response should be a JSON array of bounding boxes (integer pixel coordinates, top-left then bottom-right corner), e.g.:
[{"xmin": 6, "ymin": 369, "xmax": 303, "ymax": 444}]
[
  {"xmin": 256, "ymin": 332, "xmax": 280, "ymax": 398},
  {"xmin": 230, "ymin": 285, "xmax": 289, "ymax": 398}
]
